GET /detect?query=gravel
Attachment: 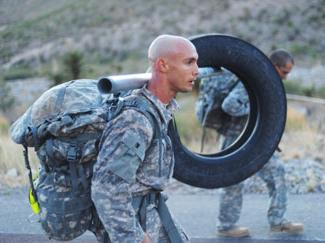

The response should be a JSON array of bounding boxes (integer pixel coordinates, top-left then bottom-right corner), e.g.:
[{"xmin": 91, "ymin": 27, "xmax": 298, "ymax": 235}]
[
  {"xmin": 244, "ymin": 158, "xmax": 325, "ymax": 194},
  {"xmin": 166, "ymin": 158, "xmax": 325, "ymax": 195}
]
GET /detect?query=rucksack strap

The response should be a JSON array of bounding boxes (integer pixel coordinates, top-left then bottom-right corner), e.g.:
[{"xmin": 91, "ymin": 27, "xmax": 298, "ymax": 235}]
[
  {"xmin": 23, "ymin": 145, "xmax": 38, "ymax": 203},
  {"xmin": 157, "ymin": 194, "xmax": 185, "ymax": 243},
  {"xmin": 66, "ymin": 142, "xmax": 92, "ymax": 195},
  {"xmin": 89, "ymin": 206, "xmax": 110, "ymax": 243},
  {"xmin": 121, "ymin": 96, "xmax": 164, "ymax": 174},
  {"xmin": 133, "ymin": 191, "xmax": 185, "ymax": 243},
  {"xmin": 54, "ymin": 81, "xmax": 75, "ymax": 111},
  {"xmin": 200, "ymin": 128, "xmax": 207, "ymax": 153}
]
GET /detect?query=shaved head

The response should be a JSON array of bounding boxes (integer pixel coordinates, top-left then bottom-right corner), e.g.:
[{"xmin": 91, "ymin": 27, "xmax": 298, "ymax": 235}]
[
  {"xmin": 148, "ymin": 34, "xmax": 196, "ymax": 63},
  {"xmin": 146, "ymin": 34, "xmax": 198, "ymax": 103}
]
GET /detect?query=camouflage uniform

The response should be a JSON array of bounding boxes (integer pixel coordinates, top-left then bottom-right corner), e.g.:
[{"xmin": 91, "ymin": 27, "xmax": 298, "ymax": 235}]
[
  {"xmin": 196, "ymin": 71, "xmax": 288, "ymax": 230},
  {"xmin": 91, "ymin": 87, "xmax": 188, "ymax": 243}
]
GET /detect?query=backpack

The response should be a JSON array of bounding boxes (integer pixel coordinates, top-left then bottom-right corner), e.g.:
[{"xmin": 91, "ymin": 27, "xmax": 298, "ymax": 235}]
[
  {"xmin": 195, "ymin": 68, "xmax": 240, "ymax": 131},
  {"xmin": 9, "ymin": 79, "xmax": 160, "ymax": 241}
]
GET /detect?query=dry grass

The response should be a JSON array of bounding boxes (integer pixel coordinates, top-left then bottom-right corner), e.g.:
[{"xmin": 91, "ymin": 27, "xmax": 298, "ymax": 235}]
[
  {"xmin": 174, "ymin": 93, "xmax": 222, "ymax": 154},
  {"xmin": 0, "ymin": 116, "xmax": 38, "ymax": 187},
  {"xmin": 281, "ymin": 105, "xmax": 323, "ymax": 162},
  {"xmin": 285, "ymin": 106, "xmax": 311, "ymax": 131},
  {"xmin": 0, "ymin": 94, "xmax": 323, "ymax": 187},
  {"xmin": 280, "ymin": 106, "xmax": 314, "ymax": 160}
]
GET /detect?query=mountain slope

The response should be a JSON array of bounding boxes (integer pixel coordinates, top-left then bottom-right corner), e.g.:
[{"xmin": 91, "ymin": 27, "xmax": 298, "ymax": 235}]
[{"xmin": 0, "ymin": 0, "xmax": 324, "ymax": 71}]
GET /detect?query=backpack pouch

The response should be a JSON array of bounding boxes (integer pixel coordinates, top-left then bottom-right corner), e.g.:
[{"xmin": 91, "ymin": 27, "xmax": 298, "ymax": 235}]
[
  {"xmin": 42, "ymin": 138, "xmax": 98, "ymax": 168},
  {"xmin": 36, "ymin": 169, "xmax": 93, "ymax": 241}
]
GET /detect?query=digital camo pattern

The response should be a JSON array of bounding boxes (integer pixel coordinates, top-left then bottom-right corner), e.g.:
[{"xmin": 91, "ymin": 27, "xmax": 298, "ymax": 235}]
[
  {"xmin": 9, "ymin": 79, "xmax": 111, "ymax": 240},
  {"xmin": 91, "ymin": 87, "xmax": 188, "ymax": 243},
  {"xmin": 9, "ymin": 79, "xmax": 109, "ymax": 146},
  {"xmin": 195, "ymin": 68, "xmax": 239, "ymax": 130},
  {"xmin": 218, "ymin": 154, "xmax": 288, "ymax": 229},
  {"xmin": 217, "ymin": 82, "xmax": 249, "ymax": 136},
  {"xmin": 36, "ymin": 165, "xmax": 94, "ymax": 241},
  {"xmin": 145, "ymin": 202, "xmax": 188, "ymax": 243},
  {"xmin": 217, "ymin": 81, "xmax": 288, "ymax": 230},
  {"xmin": 10, "ymin": 79, "xmax": 186, "ymax": 242}
]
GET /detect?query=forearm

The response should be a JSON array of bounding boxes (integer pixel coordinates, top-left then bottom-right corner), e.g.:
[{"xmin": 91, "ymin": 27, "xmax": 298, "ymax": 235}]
[
  {"xmin": 222, "ymin": 83, "xmax": 250, "ymax": 117},
  {"xmin": 222, "ymin": 100, "xmax": 250, "ymax": 116}
]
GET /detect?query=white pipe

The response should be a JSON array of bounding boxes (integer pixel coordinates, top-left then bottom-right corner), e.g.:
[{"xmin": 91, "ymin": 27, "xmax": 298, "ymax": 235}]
[{"xmin": 97, "ymin": 67, "xmax": 218, "ymax": 94}]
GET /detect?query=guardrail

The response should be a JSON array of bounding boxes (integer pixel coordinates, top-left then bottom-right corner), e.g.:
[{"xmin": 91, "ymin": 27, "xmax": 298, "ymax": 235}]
[{"xmin": 287, "ymin": 94, "xmax": 325, "ymax": 105}]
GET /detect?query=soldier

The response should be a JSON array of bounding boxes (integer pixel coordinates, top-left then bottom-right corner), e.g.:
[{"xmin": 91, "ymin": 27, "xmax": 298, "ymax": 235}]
[
  {"xmin": 91, "ymin": 34, "xmax": 199, "ymax": 243},
  {"xmin": 197, "ymin": 50, "xmax": 304, "ymax": 237}
]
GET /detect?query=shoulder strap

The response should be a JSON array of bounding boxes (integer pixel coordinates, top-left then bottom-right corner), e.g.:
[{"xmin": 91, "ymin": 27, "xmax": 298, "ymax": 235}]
[
  {"xmin": 229, "ymin": 78, "xmax": 241, "ymax": 92},
  {"xmin": 122, "ymin": 96, "xmax": 164, "ymax": 172},
  {"xmin": 54, "ymin": 81, "xmax": 75, "ymax": 111},
  {"xmin": 122, "ymin": 96, "xmax": 162, "ymax": 135}
]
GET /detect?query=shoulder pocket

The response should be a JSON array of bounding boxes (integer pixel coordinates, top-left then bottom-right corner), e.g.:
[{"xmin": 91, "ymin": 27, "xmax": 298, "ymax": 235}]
[{"xmin": 107, "ymin": 134, "xmax": 145, "ymax": 183}]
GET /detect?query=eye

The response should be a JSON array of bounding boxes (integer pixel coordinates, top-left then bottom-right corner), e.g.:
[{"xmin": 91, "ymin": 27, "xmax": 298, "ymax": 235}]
[{"xmin": 187, "ymin": 58, "xmax": 196, "ymax": 65}]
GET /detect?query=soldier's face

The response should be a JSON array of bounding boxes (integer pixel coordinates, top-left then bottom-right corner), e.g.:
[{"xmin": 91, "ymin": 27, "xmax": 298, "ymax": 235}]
[
  {"xmin": 275, "ymin": 61, "xmax": 293, "ymax": 80},
  {"xmin": 166, "ymin": 43, "xmax": 199, "ymax": 93}
]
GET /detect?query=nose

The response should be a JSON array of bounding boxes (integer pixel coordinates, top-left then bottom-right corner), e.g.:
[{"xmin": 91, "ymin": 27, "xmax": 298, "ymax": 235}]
[{"xmin": 193, "ymin": 63, "xmax": 199, "ymax": 78}]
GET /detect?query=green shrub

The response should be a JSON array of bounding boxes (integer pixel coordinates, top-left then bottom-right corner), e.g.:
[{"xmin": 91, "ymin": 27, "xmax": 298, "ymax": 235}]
[
  {"xmin": 302, "ymin": 85, "xmax": 316, "ymax": 97},
  {"xmin": 0, "ymin": 79, "xmax": 15, "ymax": 112},
  {"xmin": 283, "ymin": 80, "xmax": 325, "ymax": 99},
  {"xmin": 315, "ymin": 86, "xmax": 325, "ymax": 99},
  {"xmin": 3, "ymin": 68, "xmax": 37, "ymax": 80},
  {"xmin": 51, "ymin": 51, "xmax": 84, "ymax": 86},
  {"xmin": 283, "ymin": 80, "xmax": 303, "ymax": 95},
  {"xmin": 63, "ymin": 51, "xmax": 84, "ymax": 80},
  {"xmin": 51, "ymin": 73, "xmax": 67, "ymax": 86}
]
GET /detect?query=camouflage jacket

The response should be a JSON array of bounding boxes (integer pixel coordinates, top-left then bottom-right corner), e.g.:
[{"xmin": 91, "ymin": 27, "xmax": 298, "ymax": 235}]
[{"xmin": 91, "ymin": 86, "xmax": 178, "ymax": 242}]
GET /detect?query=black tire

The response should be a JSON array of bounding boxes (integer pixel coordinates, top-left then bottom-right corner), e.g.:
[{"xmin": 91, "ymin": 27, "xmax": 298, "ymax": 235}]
[{"xmin": 170, "ymin": 34, "xmax": 287, "ymax": 189}]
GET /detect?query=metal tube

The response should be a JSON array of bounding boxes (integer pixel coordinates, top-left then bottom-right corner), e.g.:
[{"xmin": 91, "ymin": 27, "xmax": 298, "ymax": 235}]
[{"xmin": 97, "ymin": 67, "xmax": 218, "ymax": 94}]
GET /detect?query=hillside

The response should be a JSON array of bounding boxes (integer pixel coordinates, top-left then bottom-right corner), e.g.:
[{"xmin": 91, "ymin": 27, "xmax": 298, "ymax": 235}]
[
  {"xmin": 0, "ymin": 0, "xmax": 324, "ymax": 75},
  {"xmin": 0, "ymin": 0, "xmax": 325, "ymax": 190}
]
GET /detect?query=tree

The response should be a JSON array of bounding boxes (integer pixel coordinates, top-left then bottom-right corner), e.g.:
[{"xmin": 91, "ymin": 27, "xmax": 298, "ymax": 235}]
[
  {"xmin": 63, "ymin": 51, "xmax": 84, "ymax": 80},
  {"xmin": 52, "ymin": 51, "xmax": 84, "ymax": 86}
]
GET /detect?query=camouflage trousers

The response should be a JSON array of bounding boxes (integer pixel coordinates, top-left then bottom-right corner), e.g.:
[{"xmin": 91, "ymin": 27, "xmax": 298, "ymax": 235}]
[{"xmin": 218, "ymin": 135, "xmax": 288, "ymax": 230}]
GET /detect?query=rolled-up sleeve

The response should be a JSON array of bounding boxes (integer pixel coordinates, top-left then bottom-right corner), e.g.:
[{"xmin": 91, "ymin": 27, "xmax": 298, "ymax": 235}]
[{"xmin": 91, "ymin": 109, "xmax": 153, "ymax": 242}]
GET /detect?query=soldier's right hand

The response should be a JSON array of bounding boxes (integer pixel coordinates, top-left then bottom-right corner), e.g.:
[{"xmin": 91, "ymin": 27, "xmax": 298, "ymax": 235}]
[{"xmin": 143, "ymin": 233, "xmax": 151, "ymax": 243}]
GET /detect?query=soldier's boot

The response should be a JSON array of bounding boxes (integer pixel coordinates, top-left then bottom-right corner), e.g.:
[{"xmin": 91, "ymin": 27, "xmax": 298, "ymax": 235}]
[
  {"xmin": 271, "ymin": 221, "xmax": 304, "ymax": 234},
  {"xmin": 218, "ymin": 225, "xmax": 250, "ymax": 237}
]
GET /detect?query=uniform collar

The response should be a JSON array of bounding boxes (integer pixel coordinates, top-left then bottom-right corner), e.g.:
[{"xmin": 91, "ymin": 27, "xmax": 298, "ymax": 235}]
[{"xmin": 137, "ymin": 86, "xmax": 179, "ymax": 125}]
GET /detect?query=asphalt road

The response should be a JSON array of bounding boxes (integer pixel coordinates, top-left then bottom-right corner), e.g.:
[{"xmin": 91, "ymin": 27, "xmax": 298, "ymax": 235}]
[{"xmin": 0, "ymin": 187, "xmax": 324, "ymax": 242}]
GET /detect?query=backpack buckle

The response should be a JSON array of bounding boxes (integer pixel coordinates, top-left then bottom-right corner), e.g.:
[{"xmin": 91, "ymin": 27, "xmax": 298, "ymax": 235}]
[
  {"xmin": 107, "ymin": 98, "xmax": 119, "ymax": 109},
  {"xmin": 66, "ymin": 144, "xmax": 79, "ymax": 162}
]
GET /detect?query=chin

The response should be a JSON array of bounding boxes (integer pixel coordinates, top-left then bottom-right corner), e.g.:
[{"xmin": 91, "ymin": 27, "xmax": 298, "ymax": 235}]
[{"xmin": 181, "ymin": 87, "xmax": 193, "ymax": 93}]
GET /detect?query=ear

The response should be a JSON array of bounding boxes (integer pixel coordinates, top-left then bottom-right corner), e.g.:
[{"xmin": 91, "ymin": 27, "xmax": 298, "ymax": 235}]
[
  {"xmin": 157, "ymin": 58, "xmax": 169, "ymax": 73},
  {"xmin": 274, "ymin": 65, "xmax": 281, "ymax": 74}
]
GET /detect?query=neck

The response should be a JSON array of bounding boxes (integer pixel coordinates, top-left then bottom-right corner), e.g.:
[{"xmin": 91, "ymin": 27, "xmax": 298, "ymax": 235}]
[{"xmin": 147, "ymin": 73, "xmax": 176, "ymax": 104}]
